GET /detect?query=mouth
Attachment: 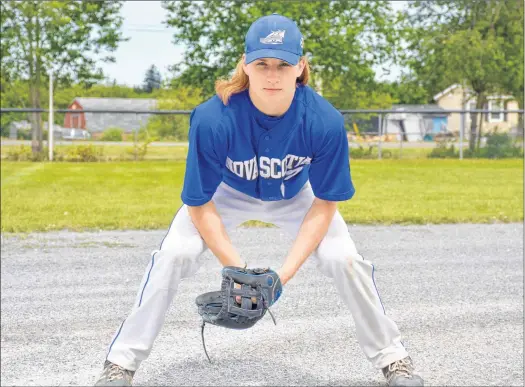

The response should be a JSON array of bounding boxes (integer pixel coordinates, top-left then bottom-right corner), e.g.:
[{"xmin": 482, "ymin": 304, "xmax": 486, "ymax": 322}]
[{"xmin": 264, "ymin": 88, "xmax": 282, "ymax": 92}]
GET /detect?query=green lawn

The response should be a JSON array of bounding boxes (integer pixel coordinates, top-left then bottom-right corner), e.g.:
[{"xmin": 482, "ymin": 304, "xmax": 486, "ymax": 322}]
[
  {"xmin": 1, "ymin": 144, "xmax": 190, "ymax": 161},
  {"xmin": 1, "ymin": 159, "xmax": 522, "ymax": 233}
]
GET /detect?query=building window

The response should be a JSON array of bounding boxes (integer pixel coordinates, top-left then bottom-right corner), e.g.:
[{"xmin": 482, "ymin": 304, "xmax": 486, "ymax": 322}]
[{"xmin": 488, "ymin": 100, "xmax": 504, "ymax": 122}]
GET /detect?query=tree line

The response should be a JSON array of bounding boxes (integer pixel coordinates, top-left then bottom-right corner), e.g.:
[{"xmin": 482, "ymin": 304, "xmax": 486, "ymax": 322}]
[{"xmin": 1, "ymin": 0, "xmax": 523, "ymax": 155}]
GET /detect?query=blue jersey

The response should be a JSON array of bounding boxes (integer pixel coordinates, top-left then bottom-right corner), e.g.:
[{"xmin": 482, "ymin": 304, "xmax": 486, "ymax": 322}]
[{"xmin": 181, "ymin": 85, "xmax": 355, "ymax": 206}]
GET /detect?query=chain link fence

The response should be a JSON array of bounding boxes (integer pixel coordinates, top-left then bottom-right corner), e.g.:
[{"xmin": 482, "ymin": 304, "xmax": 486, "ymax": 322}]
[{"xmin": 1, "ymin": 107, "xmax": 523, "ymax": 160}]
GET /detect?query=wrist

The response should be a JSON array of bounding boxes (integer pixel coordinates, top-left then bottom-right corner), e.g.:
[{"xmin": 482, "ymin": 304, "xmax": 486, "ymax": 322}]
[{"xmin": 277, "ymin": 267, "xmax": 294, "ymax": 285}]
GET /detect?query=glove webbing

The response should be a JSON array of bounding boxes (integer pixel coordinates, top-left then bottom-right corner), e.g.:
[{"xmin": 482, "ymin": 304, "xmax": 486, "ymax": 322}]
[{"xmin": 200, "ymin": 287, "xmax": 277, "ymax": 363}]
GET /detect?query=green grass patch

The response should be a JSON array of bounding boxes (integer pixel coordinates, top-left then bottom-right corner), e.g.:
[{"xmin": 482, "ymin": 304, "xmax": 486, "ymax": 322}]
[
  {"xmin": 1, "ymin": 159, "xmax": 522, "ymax": 233},
  {"xmin": 1, "ymin": 144, "xmax": 190, "ymax": 161}
]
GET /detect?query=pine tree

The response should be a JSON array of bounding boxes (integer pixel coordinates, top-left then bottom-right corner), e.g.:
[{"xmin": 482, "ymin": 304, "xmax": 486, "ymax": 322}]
[{"xmin": 142, "ymin": 65, "xmax": 162, "ymax": 93}]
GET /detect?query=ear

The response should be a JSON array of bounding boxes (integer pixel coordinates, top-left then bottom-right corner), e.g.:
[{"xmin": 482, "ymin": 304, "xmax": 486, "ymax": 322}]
[{"xmin": 296, "ymin": 58, "xmax": 306, "ymax": 75}]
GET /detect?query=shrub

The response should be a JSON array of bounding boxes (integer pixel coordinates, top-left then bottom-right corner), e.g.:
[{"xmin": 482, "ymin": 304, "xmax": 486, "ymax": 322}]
[
  {"xmin": 64, "ymin": 145, "xmax": 104, "ymax": 162},
  {"xmin": 428, "ymin": 143, "xmax": 457, "ymax": 158},
  {"xmin": 100, "ymin": 127, "xmax": 124, "ymax": 142},
  {"xmin": 428, "ymin": 133, "xmax": 523, "ymax": 159},
  {"xmin": 482, "ymin": 133, "xmax": 524, "ymax": 158},
  {"xmin": 350, "ymin": 145, "xmax": 392, "ymax": 159},
  {"xmin": 125, "ymin": 127, "xmax": 157, "ymax": 161},
  {"xmin": 5, "ymin": 145, "xmax": 34, "ymax": 161}
]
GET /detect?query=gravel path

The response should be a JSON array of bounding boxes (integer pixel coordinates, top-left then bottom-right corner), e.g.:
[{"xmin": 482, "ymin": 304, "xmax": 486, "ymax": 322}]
[{"xmin": 1, "ymin": 223, "xmax": 523, "ymax": 386}]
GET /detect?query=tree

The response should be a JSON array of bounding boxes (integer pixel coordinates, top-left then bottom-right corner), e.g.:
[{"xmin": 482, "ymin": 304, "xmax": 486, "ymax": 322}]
[
  {"xmin": 145, "ymin": 83, "xmax": 204, "ymax": 140},
  {"xmin": 162, "ymin": 0, "xmax": 401, "ymax": 109},
  {"xmin": 400, "ymin": 0, "xmax": 524, "ymax": 151},
  {"xmin": 377, "ymin": 78, "xmax": 430, "ymax": 105},
  {"xmin": 142, "ymin": 64, "xmax": 162, "ymax": 93},
  {"xmin": 1, "ymin": 1, "xmax": 127, "ymax": 155}
]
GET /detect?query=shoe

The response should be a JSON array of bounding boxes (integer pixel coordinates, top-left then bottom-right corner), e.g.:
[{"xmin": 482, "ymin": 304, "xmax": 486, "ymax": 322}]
[
  {"xmin": 94, "ymin": 360, "xmax": 135, "ymax": 386},
  {"xmin": 382, "ymin": 356, "xmax": 424, "ymax": 386}
]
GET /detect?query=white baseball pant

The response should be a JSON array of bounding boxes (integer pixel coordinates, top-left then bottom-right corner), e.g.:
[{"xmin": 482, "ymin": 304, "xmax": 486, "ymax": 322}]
[{"xmin": 105, "ymin": 181, "xmax": 408, "ymax": 371}]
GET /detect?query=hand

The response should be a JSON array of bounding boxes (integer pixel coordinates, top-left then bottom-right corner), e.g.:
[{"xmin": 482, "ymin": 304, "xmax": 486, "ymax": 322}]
[
  {"xmin": 234, "ymin": 282, "xmax": 257, "ymax": 305},
  {"xmin": 276, "ymin": 268, "xmax": 292, "ymax": 286}
]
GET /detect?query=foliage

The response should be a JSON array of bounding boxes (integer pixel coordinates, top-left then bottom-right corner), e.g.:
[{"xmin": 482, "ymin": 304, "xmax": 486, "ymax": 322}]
[
  {"xmin": 428, "ymin": 133, "xmax": 523, "ymax": 159},
  {"xmin": 1, "ymin": 81, "xmax": 204, "ymax": 142},
  {"xmin": 63, "ymin": 144, "xmax": 104, "ymax": 162},
  {"xmin": 0, "ymin": 77, "xmax": 30, "ymax": 137},
  {"xmin": 468, "ymin": 133, "xmax": 524, "ymax": 159},
  {"xmin": 4, "ymin": 143, "xmax": 104, "ymax": 162},
  {"xmin": 5, "ymin": 145, "xmax": 34, "ymax": 161},
  {"xmin": 100, "ymin": 127, "xmax": 124, "ymax": 142},
  {"xmin": 162, "ymin": 0, "xmax": 401, "ymax": 108},
  {"xmin": 428, "ymin": 143, "xmax": 458, "ymax": 159},
  {"xmin": 142, "ymin": 65, "xmax": 162, "ymax": 93},
  {"xmin": 377, "ymin": 77, "xmax": 430, "ymax": 105},
  {"xmin": 1, "ymin": 1, "xmax": 127, "ymax": 154},
  {"xmin": 145, "ymin": 86, "xmax": 204, "ymax": 140},
  {"xmin": 126, "ymin": 126, "xmax": 158, "ymax": 161},
  {"xmin": 400, "ymin": 0, "xmax": 524, "ymax": 151}
]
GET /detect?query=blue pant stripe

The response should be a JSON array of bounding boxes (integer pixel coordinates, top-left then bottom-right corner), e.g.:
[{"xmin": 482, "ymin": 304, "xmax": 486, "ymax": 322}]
[
  {"xmin": 371, "ymin": 264, "xmax": 387, "ymax": 314},
  {"xmin": 159, "ymin": 205, "xmax": 182, "ymax": 250},
  {"xmin": 105, "ymin": 206, "xmax": 182, "ymax": 359},
  {"xmin": 106, "ymin": 319, "xmax": 126, "ymax": 360},
  {"xmin": 138, "ymin": 254, "xmax": 155, "ymax": 308}
]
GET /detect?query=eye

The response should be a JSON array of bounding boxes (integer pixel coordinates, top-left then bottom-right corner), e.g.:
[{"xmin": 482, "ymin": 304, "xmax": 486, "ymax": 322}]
[
  {"xmin": 256, "ymin": 62, "xmax": 267, "ymax": 67},
  {"xmin": 279, "ymin": 62, "xmax": 291, "ymax": 67}
]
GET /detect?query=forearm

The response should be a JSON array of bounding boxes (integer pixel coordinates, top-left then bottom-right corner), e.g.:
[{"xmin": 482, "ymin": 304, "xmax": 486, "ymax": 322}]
[
  {"xmin": 187, "ymin": 201, "xmax": 245, "ymax": 268},
  {"xmin": 279, "ymin": 198, "xmax": 337, "ymax": 284}
]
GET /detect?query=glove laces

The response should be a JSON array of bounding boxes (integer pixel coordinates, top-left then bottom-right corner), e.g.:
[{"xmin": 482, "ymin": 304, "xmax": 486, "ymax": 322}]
[{"xmin": 200, "ymin": 289, "xmax": 277, "ymax": 363}]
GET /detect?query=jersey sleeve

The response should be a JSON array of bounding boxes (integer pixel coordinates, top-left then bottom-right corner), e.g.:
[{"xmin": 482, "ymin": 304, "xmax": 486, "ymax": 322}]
[
  {"xmin": 181, "ymin": 109, "xmax": 224, "ymax": 206},
  {"xmin": 308, "ymin": 117, "xmax": 355, "ymax": 201}
]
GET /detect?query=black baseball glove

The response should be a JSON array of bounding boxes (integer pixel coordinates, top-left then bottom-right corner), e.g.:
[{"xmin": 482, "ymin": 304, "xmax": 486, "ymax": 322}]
[{"xmin": 195, "ymin": 265, "xmax": 283, "ymax": 362}]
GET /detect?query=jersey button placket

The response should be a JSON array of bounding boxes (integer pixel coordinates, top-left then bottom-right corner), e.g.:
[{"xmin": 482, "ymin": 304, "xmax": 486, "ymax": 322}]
[{"xmin": 259, "ymin": 132, "xmax": 273, "ymax": 200}]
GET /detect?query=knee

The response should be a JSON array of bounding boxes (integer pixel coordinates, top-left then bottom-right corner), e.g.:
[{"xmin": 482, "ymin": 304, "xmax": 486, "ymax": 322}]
[
  {"xmin": 315, "ymin": 237, "xmax": 360, "ymax": 278},
  {"xmin": 156, "ymin": 236, "xmax": 205, "ymax": 278}
]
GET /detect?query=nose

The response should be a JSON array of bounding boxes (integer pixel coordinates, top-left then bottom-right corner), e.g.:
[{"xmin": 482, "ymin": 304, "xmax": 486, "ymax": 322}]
[{"xmin": 267, "ymin": 68, "xmax": 280, "ymax": 85}]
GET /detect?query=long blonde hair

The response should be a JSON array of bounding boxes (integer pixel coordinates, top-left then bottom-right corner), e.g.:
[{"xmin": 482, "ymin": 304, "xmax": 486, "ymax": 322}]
[{"xmin": 215, "ymin": 56, "xmax": 310, "ymax": 105}]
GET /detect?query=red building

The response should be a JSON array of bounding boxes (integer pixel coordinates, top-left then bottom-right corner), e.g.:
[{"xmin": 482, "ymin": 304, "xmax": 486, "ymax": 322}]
[
  {"xmin": 62, "ymin": 97, "xmax": 157, "ymax": 137},
  {"xmin": 63, "ymin": 99, "xmax": 87, "ymax": 129}
]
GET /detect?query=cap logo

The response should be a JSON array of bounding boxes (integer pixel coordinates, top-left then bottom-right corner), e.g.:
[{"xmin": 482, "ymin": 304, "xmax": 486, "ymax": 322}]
[{"xmin": 260, "ymin": 30, "xmax": 285, "ymax": 44}]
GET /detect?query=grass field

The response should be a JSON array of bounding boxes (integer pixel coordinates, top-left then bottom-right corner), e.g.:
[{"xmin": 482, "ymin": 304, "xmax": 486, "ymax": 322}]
[{"xmin": 1, "ymin": 159, "xmax": 522, "ymax": 233}]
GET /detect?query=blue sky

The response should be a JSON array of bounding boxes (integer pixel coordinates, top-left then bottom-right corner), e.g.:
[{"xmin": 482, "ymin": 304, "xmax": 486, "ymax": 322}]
[{"xmin": 100, "ymin": 1, "xmax": 406, "ymax": 87}]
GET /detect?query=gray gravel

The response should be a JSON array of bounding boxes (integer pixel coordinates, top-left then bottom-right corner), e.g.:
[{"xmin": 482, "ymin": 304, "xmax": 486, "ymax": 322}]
[{"xmin": 1, "ymin": 223, "xmax": 523, "ymax": 386}]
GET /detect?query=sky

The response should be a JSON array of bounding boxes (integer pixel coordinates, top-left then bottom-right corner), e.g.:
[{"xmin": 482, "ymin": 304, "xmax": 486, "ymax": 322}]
[{"xmin": 100, "ymin": 1, "xmax": 406, "ymax": 87}]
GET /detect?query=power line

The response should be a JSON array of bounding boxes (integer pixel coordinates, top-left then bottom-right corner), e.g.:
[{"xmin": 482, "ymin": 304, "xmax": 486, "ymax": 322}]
[{"xmin": 123, "ymin": 27, "xmax": 174, "ymax": 33}]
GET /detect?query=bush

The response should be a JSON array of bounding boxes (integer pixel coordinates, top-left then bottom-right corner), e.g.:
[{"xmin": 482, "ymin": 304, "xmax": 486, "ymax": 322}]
[
  {"xmin": 428, "ymin": 133, "xmax": 523, "ymax": 159},
  {"xmin": 5, "ymin": 145, "xmax": 62, "ymax": 162},
  {"xmin": 125, "ymin": 127, "xmax": 157, "ymax": 161},
  {"xmin": 100, "ymin": 127, "xmax": 124, "ymax": 142},
  {"xmin": 64, "ymin": 145, "xmax": 104, "ymax": 162},
  {"xmin": 5, "ymin": 145, "xmax": 34, "ymax": 161},
  {"xmin": 428, "ymin": 143, "xmax": 457, "ymax": 158},
  {"xmin": 350, "ymin": 145, "xmax": 392, "ymax": 159},
  {"xmin": 481, "ymin": 133, "xmax": 524, "ymax": 158}
]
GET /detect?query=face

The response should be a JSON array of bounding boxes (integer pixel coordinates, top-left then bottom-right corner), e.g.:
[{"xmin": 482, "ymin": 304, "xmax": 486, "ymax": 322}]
[{"xmin": 243, "ymin": 56, "xmax": 305, "ymax": 115}]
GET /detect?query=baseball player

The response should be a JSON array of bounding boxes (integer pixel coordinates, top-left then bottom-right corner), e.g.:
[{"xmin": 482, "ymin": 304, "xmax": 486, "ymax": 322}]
[{"xmin": 95, "ymin": 14, "xmax": 424, "ymax": 387}]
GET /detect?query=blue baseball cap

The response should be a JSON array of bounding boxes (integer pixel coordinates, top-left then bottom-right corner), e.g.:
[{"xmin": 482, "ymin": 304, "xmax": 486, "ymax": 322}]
[{"xmin": 245, "ymin": 13, "xmax": 304, "ymax": 65}]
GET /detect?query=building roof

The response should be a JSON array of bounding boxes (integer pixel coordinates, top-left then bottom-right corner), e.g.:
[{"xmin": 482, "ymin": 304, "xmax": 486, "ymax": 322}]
[
  {"xmin": 433, "ymin": 84, "xmax": 462, "ymax": 101},
  {"xmin": 433, "ymin": 84, "xmax": 515, "ymax": 102},
  {"xmin": 69, "ymin": 98, "xmax": 158, "ymax": 133},
  {"xmin": 72, "ymin": 97, "xmax": 157, "ymax": 111}
]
